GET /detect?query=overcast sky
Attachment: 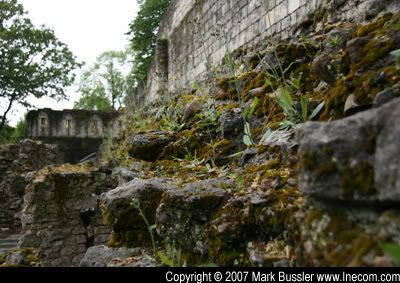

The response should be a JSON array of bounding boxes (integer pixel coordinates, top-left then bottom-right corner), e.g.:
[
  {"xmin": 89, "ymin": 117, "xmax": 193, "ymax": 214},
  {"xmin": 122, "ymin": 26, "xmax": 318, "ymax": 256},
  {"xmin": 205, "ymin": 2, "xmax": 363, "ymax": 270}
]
[{"xmin": 6, "ymin": 0, "xmax": 139, "ymax": 126}]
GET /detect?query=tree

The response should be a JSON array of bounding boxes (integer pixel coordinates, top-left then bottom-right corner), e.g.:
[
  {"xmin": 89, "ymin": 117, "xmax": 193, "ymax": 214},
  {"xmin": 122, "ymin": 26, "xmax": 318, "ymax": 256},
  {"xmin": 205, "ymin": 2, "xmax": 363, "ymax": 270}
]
[
  {"xmin": 0, "ymin": 122, "xmax": 14, "ymax": 144},
  {"xmin": 0, "ymin": 0, "xmax": 81, "ymax": 133},
  {"xmin": 11, "ymin": 117, "xmax": 25, "ymax": 142},
  {"xmin": 0, "ymin": 116, "xmax": 25, "ymax": 144},
  {"xmin": 74, "ymin": 50, "xmax": 131, "ymax": 111},
  {"xmin": 127, "ymin": 0, "xmax": 170, "ymax": 84}
]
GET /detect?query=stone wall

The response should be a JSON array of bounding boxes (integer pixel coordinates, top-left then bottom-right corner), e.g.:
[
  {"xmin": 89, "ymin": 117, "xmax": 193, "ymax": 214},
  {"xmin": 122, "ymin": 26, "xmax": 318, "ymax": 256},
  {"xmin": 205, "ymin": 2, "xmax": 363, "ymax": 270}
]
[
  {"xmin": 0, "ymin": 140, "xmax": 62, "ymax": 228},
  {"xmin": 295, "ymin": 98, "xmax": 400, "ymax": 266},
  {"xmin": 26, "ymin": 109, "xmax": 122, "ymax": 139},
  {"xmin": 26, "ymin": 109, "xmax": 123, "ymax": 163},
  {"xmin": 19, "ymin": 164, "xmax": 118, "ymax": 267},
  {"xmin": 144, "ymin": 0, "xmax": 391, "ymax": 101}
]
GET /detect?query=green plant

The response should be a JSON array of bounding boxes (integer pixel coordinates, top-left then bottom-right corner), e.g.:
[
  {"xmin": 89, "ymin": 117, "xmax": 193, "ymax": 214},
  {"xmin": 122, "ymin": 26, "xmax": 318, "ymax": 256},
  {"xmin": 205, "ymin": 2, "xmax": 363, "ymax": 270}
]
[
  {"xmin": 301, "ymin": 95, "xmax": 326, "ymax": 122},
  {"xmin": 185, "ymin": 158, "xmax": 206, "ymax": 169},
  {"xmin": 130, "ymin": 198, "xmax": 157, "ymax": 261},
  {"xmin": 276, "ymin": 85, "xmax": 297, "ymax": 128},
  {"xmin": 383, "ymin": 243, "xmax": 400, "ymax": 264},
  {"xmin": 184, "ymin": 148, "xmax": 197, "ymax": 161},
  {"xmin": 259, "ymin": 128, "xmax": 272, "ymax": 145},
  {"xmin": 236, "ymin": 175, "xmax": 244, "ymax": 192},
  {"xmin": 198, "ymin": 106, "xmax": 220, "ymax": 129},
  {"xmin": 0, "ymin": 116, "xmax": 26, "ymax": 144},
  {"xmin": 328, "ymin": 35, "xmax": 340, "ymax": 47},
  {"xmin": 127, "ymin": 111, "xmax": 159, "ymax": 132},
  {"xmin": 160, "ymin": 115, "xmax": 185, "ymax": 132},
  {"xmin": 242, "ymin": 97, "xmax": 259, "ymax": 146},
  {"xmin": 300, "ymin": 34, "xmax": 322, "ymax": 50},
  {"xmin": 243, "ymin": 122, "xmax": 255, "ymax": 146},
  {"xmin": 193, "ymin": 80, "xmax": 208, "ymax": 98},
  {"xmin": 275, "ymin": 73, "xmax": 325, "ymax": 129},
  {"xmin": 158, "ymin": 243, "xmax": 187, "ymax": 267}
]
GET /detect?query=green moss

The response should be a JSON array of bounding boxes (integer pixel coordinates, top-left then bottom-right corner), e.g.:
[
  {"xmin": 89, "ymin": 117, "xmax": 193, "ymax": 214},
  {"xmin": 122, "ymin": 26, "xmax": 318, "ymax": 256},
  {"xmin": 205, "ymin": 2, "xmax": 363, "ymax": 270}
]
[
  {"xmin": 320, "ymin": 13, "xmax": 400, "ymax": 121},
  {"xmin": 200, "ymin": 139, "xmax": 235, "ymax": 160},
  {"xmin": 299, "ymin": 150, "xmax": 318, "ymax": 171},
  {"xmin": 354, "ymin": 13, "xmax": 393, "ymax": 37},
  {"xmin": 0, "ymin": 248, "xmax": 39, "ymax": 267},
  {"xmin": 314, "ymin": 161, "xmax": 338, "ymax": 178},
  {"xmin": 321, "ymin": 77, "xmax": 348, "ymax": 120},
  {"xmin": 216, "ymin": 102, "xmax": 240, "ymax": 113},
  {"xmin": 298, "ymin": 208, "xmax": 382, "ymax": 266},
  {"xmin": 100, "ymin": 202, "xmax": 114, "ymax": 225},
  {"xmin": 216, "ymin": 77, "xmax": 239, "ymax": 100},
  {"xmin": 341, "ymin": 161, "xmax": 376, "ymax": 198},
  {"xmin": 242, "ymin": 72, "xmax": 270, "ymax": 101},
  {"xmin": 161, "ymin": 127, "xmax": 207, "ymax": 159}
]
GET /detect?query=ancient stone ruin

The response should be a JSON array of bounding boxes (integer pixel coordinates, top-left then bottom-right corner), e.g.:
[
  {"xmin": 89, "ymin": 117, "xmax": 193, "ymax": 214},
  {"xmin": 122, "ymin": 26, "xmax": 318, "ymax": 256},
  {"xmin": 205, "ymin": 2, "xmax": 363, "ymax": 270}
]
[
  {"xmin": 1, "ymin": 0, "xmax": 400, "ymax": 268},
  {"xmin": 26, "ymin": 109, "xmax": 122, "ymax": 163}
]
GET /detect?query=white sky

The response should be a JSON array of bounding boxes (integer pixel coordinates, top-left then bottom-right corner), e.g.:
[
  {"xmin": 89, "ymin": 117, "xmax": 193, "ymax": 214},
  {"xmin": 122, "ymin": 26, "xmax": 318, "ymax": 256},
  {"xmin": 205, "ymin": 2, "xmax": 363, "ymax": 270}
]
[{"xmin": 6, "ymin": 0, "xmax": 139, "ymax": 126}]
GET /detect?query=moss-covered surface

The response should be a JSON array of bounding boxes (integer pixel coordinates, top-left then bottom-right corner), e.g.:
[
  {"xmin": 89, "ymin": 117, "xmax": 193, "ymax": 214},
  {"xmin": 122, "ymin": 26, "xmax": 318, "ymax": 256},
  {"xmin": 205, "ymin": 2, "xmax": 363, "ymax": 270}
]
[
  {"xmin": 25, "ymin": 12, "xmax": 400, "ymax": 267},
  {"xmin": 341, "ymin": 161, "xmax": 376, "ymax": 199},
  {"xmin": 322, "ymin": 13, "xmax": 400, "ymax": 120},
  {"xmin": 0, "ymin": 248, "xmax": 40, "ymax": 267},
  {"xmin": 297, "ymin": 207, "xmax": 383, "ymax": 267}
]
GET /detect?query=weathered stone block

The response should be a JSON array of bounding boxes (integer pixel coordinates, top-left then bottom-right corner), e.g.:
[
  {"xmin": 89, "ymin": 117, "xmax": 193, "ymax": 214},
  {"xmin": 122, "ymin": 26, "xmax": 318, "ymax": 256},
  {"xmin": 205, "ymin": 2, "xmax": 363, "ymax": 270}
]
[
  {"xmin": 296, "ymin": 98, "xmax": 400, "ymax": 203},
  {"xmin": 127, "ymin": 132, "xmax": 175, "ymax": 162},
  {"xmin": 156, "ymin": 178, "xmax": 231, "ymax": 255},
  {"xmin": 19, "ymin": 164, "xmax": 117, "ymax": 267},
  {"xmin": 100, "ymin": 178, "xmax": 175, "ymax": 247}
]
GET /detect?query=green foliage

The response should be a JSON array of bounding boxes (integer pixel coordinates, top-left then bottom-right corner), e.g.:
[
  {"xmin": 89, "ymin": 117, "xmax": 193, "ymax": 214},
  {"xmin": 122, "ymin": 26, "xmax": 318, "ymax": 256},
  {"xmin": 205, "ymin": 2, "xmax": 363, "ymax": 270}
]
[
  {"xmin": 128, "ymin": 0, "xmax": 171, "ymax": 84},
  {"xmin": 327, "ymin": 35, "xmax": 340, "ymax": 47},
  {"xmin": 0, "ymin": 116, "xmax": 25, "ymax": 144},
  {"xmin": 300, "ymin": 34, "xmax": 321, "ymax": 50},
  {"xmin": 0, "ymin": 123, "xmax": 14, "ymax": 144},
  {"xmin": 74, "ymin": 84, "xmax": 112, "ymax": 110},
  {"xmin": 160, "ymin": 115, "xmax": 185, "ymax": 132},
  {"xmin": 242, "ymin": 97, "xmax": 259, "ymax": 121},
  {"xmin": 275, "ymin": 74, "xmax": 324, "ymax": 129},
  {"xmin": 75, "ymin": 50, "xmax": 131, "ymax": 110},
  {"xmin": 10, "ymin": 117, "xmax": 25, "ymax": 142},
  {"xmin": 192, "ymin": 82, "xmax": 221, "ymax": 130},
  {"xmin": 158, "ymin": 244, "xmax": 186, "ymax": 267},
  {"xmin": 276, "ymin": 86, "xmax": 295, "ymax": 121},
  {"xmin": 390, "ymin": 49, "xmax": 400, "ymax": 57},
  {"xmin": 198, "ymin": 106, "xmax": 220, "ymax": 129},
  {"xmin": 242, "ymin": 97, "xmax": 258, "ymax": 146},
  {"xmin": 243, "ymin": 122, "xmax": 255, "ymax": 146},
  {"xmin": 193, "ymin": 81, "xmax": 207, "ymax": 98},
  {"xmin": 259, "ymin": 128, "xmax": 272, "ymax": 145},
  {"xmin": 0, "ymin": 0, "xmax": 80, "ymax": 133},
  {"xmin": 383, "ymin": 243, "xmax": 400, "ymax": 264},
  {"xmin": 130, "ymin": 197, "xmax": 189, "ymax": 267},
  {"xmin": 130, "ymin": 198, "xmax": 157, "ymax": 261},
  {"xmin": 184, "ymin": 149, "xmax": 197, "ymax": 161},
  {"xmin": 236, "ymin": 175, "xmax": 244, "ymax": 192}
]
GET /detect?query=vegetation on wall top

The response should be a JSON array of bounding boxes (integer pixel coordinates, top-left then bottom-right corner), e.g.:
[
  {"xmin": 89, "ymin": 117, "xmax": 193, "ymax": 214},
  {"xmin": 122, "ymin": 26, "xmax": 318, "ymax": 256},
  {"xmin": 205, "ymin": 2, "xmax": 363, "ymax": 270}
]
[{"xmin": 127, "ymin": 0, "xmax": 171, "ymax": 86}]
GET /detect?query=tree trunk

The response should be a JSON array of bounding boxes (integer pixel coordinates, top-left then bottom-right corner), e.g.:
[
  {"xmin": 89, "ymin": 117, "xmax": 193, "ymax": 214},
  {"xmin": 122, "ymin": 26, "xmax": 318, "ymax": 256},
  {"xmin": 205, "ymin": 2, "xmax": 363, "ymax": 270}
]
[{"xmin": 0, "ymin": 96, "xmax": 15, "ymax": 133}]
